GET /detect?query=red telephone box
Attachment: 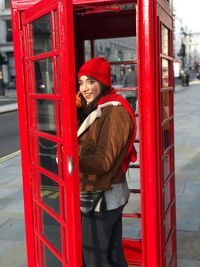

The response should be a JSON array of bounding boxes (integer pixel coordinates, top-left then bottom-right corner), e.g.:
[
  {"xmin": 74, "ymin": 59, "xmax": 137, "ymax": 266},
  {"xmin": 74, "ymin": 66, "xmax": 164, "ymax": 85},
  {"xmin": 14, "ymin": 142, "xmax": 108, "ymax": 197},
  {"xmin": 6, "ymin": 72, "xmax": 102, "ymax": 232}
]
[{"xmin": 11, "ymin": 0, "xmax": 176, "ymax": 267}]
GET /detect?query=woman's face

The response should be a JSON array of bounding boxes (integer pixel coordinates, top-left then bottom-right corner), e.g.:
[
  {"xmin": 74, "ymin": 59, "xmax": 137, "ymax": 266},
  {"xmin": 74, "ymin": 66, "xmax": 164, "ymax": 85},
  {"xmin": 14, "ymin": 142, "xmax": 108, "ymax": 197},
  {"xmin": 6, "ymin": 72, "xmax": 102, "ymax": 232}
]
[{"xmin": 78, "ymin": 75, "xmax": 101, "ymax": 104}]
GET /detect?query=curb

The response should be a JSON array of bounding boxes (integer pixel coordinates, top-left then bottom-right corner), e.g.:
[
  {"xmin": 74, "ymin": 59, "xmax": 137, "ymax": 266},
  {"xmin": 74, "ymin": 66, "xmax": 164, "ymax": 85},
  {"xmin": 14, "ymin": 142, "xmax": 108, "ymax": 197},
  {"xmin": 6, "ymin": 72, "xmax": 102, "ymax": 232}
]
[
  {"xmin": 0, "ymin": 103, "xmax": 18, "ymax": 114},
  {"xmin": 0, "ymin": 150, "xmax": 21, "ymax": 163}
]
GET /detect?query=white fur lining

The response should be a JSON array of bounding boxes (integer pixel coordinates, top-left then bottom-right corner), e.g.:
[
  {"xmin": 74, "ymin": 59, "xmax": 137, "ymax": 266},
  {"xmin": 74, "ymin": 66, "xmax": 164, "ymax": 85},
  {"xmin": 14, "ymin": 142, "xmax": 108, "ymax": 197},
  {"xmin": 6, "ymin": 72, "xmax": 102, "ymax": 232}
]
[{"xmin": 78, "ymin": 101, "xmax": 121, "ymax": 137}]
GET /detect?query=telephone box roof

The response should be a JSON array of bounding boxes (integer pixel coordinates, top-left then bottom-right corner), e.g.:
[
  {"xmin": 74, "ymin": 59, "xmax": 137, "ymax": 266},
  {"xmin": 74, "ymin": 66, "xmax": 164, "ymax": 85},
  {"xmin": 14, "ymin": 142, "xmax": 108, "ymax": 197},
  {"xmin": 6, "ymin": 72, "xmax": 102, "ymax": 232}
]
[
  {"xmin": 11, "ymin": 0, "xmax": 134, "ymax": 7},
  {"xmin": 73, "ymin": 0, "xmax": 134, "ymax": 4}
]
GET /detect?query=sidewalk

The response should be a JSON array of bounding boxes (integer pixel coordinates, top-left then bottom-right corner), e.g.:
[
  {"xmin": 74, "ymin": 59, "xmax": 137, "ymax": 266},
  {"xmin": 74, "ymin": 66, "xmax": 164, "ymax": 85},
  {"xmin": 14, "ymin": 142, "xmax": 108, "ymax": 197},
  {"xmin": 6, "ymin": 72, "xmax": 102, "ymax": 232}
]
[
  {"xmin": 0, "ymin": 155, "xmax": 26, "ymax": 267},
  {"xmin": 0, "ymin": 89, "xmax": 18, "ymax": 114},
  {"xmin": 1, "ymin": 81, "xmax": 200, "ymax": 266},
  {"xmin": 174, "ymin": 79, "xmax": 200, "ymax": 266}
]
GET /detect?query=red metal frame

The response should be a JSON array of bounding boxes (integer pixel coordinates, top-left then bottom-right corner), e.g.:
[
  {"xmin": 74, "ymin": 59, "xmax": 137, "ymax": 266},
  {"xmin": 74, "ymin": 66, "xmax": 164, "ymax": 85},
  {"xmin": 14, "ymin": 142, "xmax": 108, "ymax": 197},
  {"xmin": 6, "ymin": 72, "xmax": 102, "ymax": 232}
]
[
  {"xmin": 137, "ymin": 1, "xmax": 160, "ymax": 266},
  {"xmin": 11, "ymin": 2, "xmax": 36, "ymax": 266},
  {"xmin": 12, "ymin": 1, "xmax": 82, "ymax": 267},
  {"xmin": 11, "ymin": 0, "xmax": 176, "ymax": 266},
  {"xmin": 134, "ymin": 0, "xmax": 176, "ymax": 266}
]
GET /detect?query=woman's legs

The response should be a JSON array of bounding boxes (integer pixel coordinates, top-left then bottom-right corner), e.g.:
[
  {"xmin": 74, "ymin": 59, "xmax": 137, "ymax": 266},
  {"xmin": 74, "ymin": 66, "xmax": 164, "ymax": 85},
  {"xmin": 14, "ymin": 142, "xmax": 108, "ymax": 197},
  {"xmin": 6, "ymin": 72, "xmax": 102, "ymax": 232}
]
[
  {"xmin": 82, "ymin": 205, "xmax": 127, "ymax": 267},
  {"xmin": 108, "ymin": 214, "xmax": 127, "ymax": 267}
]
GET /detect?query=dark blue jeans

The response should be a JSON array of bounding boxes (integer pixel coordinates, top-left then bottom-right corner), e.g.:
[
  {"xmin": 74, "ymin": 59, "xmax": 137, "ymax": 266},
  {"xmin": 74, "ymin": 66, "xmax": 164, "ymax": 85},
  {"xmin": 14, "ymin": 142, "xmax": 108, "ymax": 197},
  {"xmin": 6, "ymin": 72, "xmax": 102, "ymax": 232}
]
[{"xmin": 82, "ymin": 205, "xmax": 128, "ymax": 267}]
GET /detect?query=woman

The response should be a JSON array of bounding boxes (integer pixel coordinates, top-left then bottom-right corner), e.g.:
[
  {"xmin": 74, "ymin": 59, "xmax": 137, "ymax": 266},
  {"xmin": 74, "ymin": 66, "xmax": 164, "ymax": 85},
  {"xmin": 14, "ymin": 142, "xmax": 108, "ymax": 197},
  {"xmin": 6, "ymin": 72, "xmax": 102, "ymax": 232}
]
[{"xmin": 76, "ymin": 57, "xmax": 137, "ymax": 267}]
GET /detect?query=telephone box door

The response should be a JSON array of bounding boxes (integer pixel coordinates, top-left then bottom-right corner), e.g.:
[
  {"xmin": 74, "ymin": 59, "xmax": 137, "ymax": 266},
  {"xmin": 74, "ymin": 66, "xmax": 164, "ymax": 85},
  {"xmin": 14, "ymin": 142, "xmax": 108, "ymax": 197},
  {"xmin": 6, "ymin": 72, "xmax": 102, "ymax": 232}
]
[{"xmin": 12, "ymin": 0, "xmax": 82, "ymax": 266}]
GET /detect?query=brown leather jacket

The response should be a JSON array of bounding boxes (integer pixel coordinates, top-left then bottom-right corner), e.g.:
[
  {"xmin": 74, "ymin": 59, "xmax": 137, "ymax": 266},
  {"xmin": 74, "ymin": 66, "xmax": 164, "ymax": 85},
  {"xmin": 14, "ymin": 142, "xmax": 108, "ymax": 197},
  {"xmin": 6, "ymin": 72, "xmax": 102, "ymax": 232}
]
[{"xmin": 78, "ymin": 102, "xmax": 134, "ymax": 191}]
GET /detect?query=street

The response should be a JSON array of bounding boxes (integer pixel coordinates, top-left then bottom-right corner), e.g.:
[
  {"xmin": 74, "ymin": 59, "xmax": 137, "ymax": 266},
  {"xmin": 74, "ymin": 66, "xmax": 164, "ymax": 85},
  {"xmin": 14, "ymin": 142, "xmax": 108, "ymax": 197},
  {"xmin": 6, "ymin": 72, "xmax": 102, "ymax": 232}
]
[{"xmin": 0, "ymin": 111, "xmax": 19, "ymax": 158}]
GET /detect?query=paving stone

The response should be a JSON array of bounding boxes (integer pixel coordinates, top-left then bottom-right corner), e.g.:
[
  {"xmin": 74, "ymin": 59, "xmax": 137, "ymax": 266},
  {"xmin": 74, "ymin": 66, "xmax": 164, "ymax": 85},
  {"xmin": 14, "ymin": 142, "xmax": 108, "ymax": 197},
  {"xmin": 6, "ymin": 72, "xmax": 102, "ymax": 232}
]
[
  {"xmin": 176, "ymin": 218, "xmax": 200, "ymax": 231},
  {"xmin": 176, "ymin": 207, "xmax": 200, "ymax": 221},
  {"xmin": 177, "ymin": 231, "xmax": 200, "ymax": 260},
  {"xmin": 0, "ymin": 218, "xmax": 25, "ymax": 242},
  {"xmin": 185, "ymin": 180, "xmax": 200, "ymax": 194},
  {"xmin": 0, "ymin": 188, "xmax": 19, "ymax": 199},
  {"xmin": 123, "ymin": 218, "xmax": 141, "ymax": 239},
  {"xmin": 0, "ymin": 241, "xmax": 27, "ymax": 267},
  {"xmin": 175, "ymin": 180, "xmax": 186, "ymax": 195},
  {"xmin": 0, "ymin": 199, "xmax": 25, "ymax": 217},
  {"xmin": 176, "ymin": 193, "xmax": 196, "ymax": 208},
  {"xmin": 178, "ymin": 259, "xmax": 200, "ymax": 267},
  {"xmin": 0, "ymin": 175, "xmax": 15, "ymax": 185},
  {"xmin": 0, "ymin": 198, "xmax": 15, "ymax": 211},
  {"xmin": 0, "ymin": 217, "xmax": 8, "ymax": 227}
]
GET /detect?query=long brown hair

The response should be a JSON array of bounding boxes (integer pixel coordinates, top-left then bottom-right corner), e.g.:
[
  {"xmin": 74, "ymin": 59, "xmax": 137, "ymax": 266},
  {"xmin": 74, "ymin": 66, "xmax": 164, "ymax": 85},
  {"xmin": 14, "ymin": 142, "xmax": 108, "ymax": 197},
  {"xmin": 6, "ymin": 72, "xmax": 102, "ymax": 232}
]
[{"xmin": 77, "ymin": 77, "xmax": 110, "ymax": 122}]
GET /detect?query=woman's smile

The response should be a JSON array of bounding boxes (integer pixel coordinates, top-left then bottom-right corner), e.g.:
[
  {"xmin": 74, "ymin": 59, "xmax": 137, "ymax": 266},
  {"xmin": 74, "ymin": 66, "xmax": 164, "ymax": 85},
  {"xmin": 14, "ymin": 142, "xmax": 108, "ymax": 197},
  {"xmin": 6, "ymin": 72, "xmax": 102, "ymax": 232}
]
[{"xmin": 79, "ymin": 75, "xmax": 101, "ymax": 104}]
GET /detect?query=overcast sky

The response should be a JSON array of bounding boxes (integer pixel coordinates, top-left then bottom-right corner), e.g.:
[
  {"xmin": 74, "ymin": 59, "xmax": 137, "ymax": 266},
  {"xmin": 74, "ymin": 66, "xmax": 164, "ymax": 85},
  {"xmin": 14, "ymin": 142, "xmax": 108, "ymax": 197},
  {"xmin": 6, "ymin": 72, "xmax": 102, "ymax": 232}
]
[{"xmin": 173, "ymin": 0, "xmax": 200, "ymax": 32}]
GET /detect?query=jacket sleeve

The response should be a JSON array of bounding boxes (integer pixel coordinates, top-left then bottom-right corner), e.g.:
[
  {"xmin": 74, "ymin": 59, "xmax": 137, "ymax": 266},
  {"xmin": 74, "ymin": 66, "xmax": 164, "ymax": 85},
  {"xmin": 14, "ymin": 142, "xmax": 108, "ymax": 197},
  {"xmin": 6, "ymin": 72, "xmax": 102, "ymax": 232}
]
[{"xmin": 79, "ymin": 106, "xmax": 134, "ymax": 175}]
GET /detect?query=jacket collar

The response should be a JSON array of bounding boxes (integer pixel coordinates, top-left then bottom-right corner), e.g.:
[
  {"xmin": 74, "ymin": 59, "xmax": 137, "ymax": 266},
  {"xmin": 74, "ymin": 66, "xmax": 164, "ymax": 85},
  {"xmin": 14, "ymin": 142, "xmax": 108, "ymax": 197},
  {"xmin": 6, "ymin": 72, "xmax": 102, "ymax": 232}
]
[{"xmin": 78, "ymin": 101, "xmax": 121, "ymax": 137}]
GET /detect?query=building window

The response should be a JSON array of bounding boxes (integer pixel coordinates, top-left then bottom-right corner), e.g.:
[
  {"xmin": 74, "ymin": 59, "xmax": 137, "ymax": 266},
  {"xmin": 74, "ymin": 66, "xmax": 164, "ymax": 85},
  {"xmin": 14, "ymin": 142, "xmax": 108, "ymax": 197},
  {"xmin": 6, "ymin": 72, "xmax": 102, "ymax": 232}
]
[
  {"xmin": 5, "ymin": 0, "xmax": 11, "ymax": 9},
  {"xmin": 6, "ymin": 20, "xmax": 13, "ymax": 42}
]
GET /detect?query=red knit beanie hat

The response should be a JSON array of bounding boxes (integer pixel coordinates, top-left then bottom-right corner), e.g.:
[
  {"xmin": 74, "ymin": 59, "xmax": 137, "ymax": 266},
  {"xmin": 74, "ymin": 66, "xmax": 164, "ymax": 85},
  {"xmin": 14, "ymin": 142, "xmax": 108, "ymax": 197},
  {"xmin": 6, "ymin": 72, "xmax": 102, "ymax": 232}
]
[{"xmin": 78, "ymin": 57, "xmax": 111, "ymax": 87}]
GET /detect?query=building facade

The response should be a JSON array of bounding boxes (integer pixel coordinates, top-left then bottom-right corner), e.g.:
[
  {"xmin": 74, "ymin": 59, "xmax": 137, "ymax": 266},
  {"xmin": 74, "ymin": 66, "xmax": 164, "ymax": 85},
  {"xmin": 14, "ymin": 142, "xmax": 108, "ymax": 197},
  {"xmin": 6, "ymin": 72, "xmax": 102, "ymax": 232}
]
[
  {"xmin": 0, "ymin": 0, "xmax": 15, "ymax": 88},
  {"xmin": 173, "ymin": 11, "xmax": 200, "ymax": 70}
]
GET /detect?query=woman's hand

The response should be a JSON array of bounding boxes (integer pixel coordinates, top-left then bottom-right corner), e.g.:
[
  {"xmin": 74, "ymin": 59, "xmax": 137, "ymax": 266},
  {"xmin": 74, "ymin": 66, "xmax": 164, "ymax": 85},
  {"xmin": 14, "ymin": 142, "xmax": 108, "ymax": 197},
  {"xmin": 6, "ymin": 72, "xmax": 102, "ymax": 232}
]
[{"xmin": 76, "ymin": 91, "xmax": 86, "ymax": 108}]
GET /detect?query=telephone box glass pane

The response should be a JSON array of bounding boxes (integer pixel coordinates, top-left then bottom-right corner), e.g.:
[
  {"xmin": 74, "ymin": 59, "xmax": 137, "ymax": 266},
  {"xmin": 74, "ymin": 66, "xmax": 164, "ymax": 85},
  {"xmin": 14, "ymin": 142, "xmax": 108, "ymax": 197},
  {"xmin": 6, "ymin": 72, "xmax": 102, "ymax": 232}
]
[
  {"xmin": 44, "ymin": 245, "xmax": 62, "ymax": 267},
  {"xmin": 163, "ymin": 126, "xmax": 170, "ymax": 150},
  {"xmin": 166, "ymin": 239, "xmax": 172, "ymax": 267},
  {"xmin": 126, "ymin": 166, "xmax": 140, "ymax": 189},
  {"xmin": 34, "ymin": 58, "xmax": 54, "ymax": 94},
  {"xmin": 165, "ymin": 228, "xmax": 175, "ymax": 267},
  {"xmin": 122, "ymin": 218, "xmax": 141, "ymax": 239},
  {"xmin": 93, "ymin": 37, "xmax": 136, "ymax": 62},
  {"xmin": 165, "ymin": 207, "xmax": 172, "ymax": 242},
  {"xmin": 42, "ymin": 210, "xmax": 61, "ymax": 252},
  {"xmin": 115, "ymin": 63, "xmax": 138, "ymax": 112},
  {"xmin": 163, "ymin": 120, "xmax": 172, "ymax": 151},
  {"xmin": 116, "ymin": 89, "xmax": 137, "ymax": 112},
  {"xmin": 38, "ymin": 137, "xmax": 58, "ymax": 175},
  {"xmin": 164, "ymin": 178, "xmax": 172, "ymax": 212},
  {"xmin": 162, "ymin": 91, "xmax": 170, "ymax": 119},
  {"xmin": 162, "ymin": 25, "xmax": 169, "ymax": 55},
  {"xmin": 32, "ymin": 14, "xmax": 52, "ymax": 55},
  {"xmin": 162, "ymin": 59, "xmax": 169, "ymax": 88},
  {"xmin": 164, "ymin": 154, "xmax": 170, "ymax": 180},
  {"xmin": 118, "ymin": 65, "xmax": 137, "ymax": 87},
  {"xmin": 54, "ymin": 10, "xmax": 59, "ymax": 51},
  {"xmin": 163, "ymin": 151, "xmax": 172, "ymax": 181},
  {"xmin": 110, "ymin": 63, "xmax": 137, "ymax": 89},
  {"xmin": 36, "ymin": 99, "xmax": 56, "ymax": 134},
  {"xmin": 84, "ymin": 40, "xmax": 91, "ymax": 62},
  {"xmin": 40, "ymin": 174, "xmax": 60, "ymax": 214}
]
